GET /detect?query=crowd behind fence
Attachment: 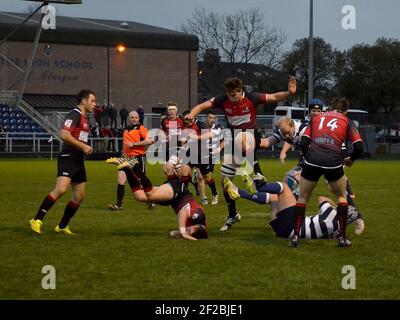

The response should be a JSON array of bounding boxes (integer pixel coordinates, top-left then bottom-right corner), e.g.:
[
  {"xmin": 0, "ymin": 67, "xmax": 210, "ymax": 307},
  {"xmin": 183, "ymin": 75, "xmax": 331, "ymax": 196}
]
[{"xmin": 1, "ymin": 113, "xmax": 400, "ymax": 157}]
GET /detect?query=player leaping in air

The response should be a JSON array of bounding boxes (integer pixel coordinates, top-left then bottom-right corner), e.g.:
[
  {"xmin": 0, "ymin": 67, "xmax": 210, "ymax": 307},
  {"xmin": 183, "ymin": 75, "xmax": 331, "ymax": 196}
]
[{"xmin": 185, "ymin": 77, "xmax": 297, "ymax": 232}]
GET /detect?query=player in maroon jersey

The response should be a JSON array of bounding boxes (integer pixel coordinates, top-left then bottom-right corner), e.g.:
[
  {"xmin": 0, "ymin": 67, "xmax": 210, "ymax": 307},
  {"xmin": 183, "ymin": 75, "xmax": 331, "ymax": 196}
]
[
  {"xmin": 111, "ymin": 158, "xmax": 208, "ymax": 241},
  {"xmin": 159, "ymin": 102, "xmax": 187, "ymax": 180},
  {"xmin": 185, "ymin": 77, "xmax": 297, "ymax": 232},
  {"xmin": 290, "ymin": 97, "xmax": 364, "ymax": 248},
  {"xmin": 29, "ymin": 90, "xmax": 96, "ymax": 235}
]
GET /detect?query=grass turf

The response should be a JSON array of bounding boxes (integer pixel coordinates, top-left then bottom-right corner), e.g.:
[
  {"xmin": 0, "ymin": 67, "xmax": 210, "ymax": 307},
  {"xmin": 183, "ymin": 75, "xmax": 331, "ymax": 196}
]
[{"xmin": 0, "ymin": 158, "xmax": 399, "ymax": 299}]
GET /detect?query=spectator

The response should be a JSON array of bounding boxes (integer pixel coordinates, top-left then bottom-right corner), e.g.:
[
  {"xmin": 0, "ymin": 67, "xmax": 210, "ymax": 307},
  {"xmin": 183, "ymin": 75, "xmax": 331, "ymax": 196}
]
[
  {"xmin": 94, "ymin": 104, "xmax": 102, "ymax": 126},
  {"xmin": 90, "ymin": 122, "xmax": 101, "ymax": 151},
  {"xmin": 137, "ymin": 105, "xmax": 145, "ymax": 125},
  {"xmin": 119, "ymin": 105, "xmax": 129, "ymax": 128},
  {"xmin": 110, "ymin": 104, "xmax": 118, "ymax": 129},
  {"xmin": 101, "ymin": 105, "xmax": 110, "ymax": 128}
]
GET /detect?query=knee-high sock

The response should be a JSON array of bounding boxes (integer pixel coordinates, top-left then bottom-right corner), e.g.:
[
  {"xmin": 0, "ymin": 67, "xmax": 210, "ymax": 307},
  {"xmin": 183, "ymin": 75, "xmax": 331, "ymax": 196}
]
[
  {"xmin": 34, "ymin": 193, "xmax": 57, "ymax": 221},
  {"xmin": 223, "ymin": 190, "xmax": 237, "ymax": 219},
  {"xmin": 253, "ymin": 159, "xmax": 263, "ymax": 175},
  {"xmin": 294, "ymin": 203, "xmax": 306, "ymax": 236},
  {"xmin": 59, "ymin": 200, "xmax": 79, "ymax": 229},
  {"xmin": 116, "ymin": 184, "xmax": 125, "ymax": 207},
  {"xmin": 207, "ymin": 178, "xmax": 218, "ymax": 196},
  {"xmin": 238, "ymin": 189, "xmax": 269, "ymax": 204},
  {"xmin": 337, "ymin": 202, "xmax": 348, "ymax": 237},
  {"xmin": 256, "ymin": 182, "xmax": 283, "ymax": 194}
]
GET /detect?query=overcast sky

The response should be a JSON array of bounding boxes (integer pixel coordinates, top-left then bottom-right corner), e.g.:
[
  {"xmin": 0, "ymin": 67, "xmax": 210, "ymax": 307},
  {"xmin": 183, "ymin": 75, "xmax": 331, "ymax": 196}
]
[{"xmin": 1, "ymin": 0, "xmax": 399, "ymax": 51}]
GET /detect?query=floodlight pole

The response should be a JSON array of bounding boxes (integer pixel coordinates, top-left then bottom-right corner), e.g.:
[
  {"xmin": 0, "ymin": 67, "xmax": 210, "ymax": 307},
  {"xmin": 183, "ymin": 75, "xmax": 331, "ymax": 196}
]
[
  {"xmin": 15, "ymin": 3, "xmax": 48, "ymax": 109},
  {"xmin": 308, "ymin": 0, "xmax": 314, "ymax": 105}
]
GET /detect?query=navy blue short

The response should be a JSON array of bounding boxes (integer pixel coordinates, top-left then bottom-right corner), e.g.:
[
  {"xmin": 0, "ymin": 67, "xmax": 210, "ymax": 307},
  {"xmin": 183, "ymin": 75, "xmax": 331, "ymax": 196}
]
[{"xmin": 269, "ymin": 206, "xmax": 296, "ymax": 238}]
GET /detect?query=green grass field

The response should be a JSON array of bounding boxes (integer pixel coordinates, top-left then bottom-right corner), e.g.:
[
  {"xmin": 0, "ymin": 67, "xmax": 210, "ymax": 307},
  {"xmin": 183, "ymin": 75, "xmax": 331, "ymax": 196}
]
[{"xmin": 1, "ymin": 158, "xmax": 400, "ymax": 300}]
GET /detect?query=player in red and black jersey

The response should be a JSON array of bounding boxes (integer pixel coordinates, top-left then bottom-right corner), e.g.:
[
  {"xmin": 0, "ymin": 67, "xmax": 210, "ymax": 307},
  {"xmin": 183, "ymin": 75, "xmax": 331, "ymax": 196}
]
[
  {"xmin": 29, "ymin": 89, "xmax": 96, "ymax": 236},
  {"xmin": 185, "ymin": 77, "xmax": 297, "ymax": 232},
  {"xmin": 291, "ymin": 97, "xmax": 364, "ymax": 248},
  {"xmin": 159, "ymin": 102, "xmax": 187, "ymax": 181},
  {"xmin": 111, "ymin": 159, "xmax": 208, "ymax": 241}
]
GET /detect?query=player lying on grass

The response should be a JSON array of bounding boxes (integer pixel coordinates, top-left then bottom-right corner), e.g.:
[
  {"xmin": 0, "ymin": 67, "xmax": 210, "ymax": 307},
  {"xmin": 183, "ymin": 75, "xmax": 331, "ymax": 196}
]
[
  {"xmin": 107, "ymin": 157, "xmax": 208, "ymax": 241},
  {"xmin": 223, "ymin": 176, "xmax": 364, "ymax": 240}
]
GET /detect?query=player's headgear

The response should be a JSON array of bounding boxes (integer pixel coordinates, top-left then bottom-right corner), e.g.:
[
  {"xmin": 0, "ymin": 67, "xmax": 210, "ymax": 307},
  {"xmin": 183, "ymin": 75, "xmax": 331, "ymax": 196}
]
[{"xmin": 308, "ymin": 98, "xmax": 323, "ymax": 111}]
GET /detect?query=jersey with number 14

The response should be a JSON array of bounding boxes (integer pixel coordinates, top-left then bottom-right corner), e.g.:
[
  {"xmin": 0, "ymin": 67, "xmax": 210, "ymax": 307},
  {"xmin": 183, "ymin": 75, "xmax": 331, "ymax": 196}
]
[{"xmin": 303, "ymin": 111, "xmax": 362, "ymax": 168}]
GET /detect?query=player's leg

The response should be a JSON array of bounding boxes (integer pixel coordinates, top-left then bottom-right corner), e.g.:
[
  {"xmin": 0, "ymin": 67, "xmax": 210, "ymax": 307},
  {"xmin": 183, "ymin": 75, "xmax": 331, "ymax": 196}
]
[
  {"xmin": 109, "ymin": 170, "xmax": 126, "ymax": 211},
  {"xmin": 203, "ymin": 169, "xmax": 218, "ymax": 205},
  {"xmin": 220, "ymin": 154, "xmax": 241, "ymax": 232},
  {"xmin": 30, "ymin": 173, "xmax": 71, "ymax": 235},
  {"xmin": 291, "ymin": 164, "xmax": 320, "ymax": 247},
  {"xmin": 197, "ymin": 171, "xmax": 207, "ymax": 204},
  {"xmin": 55, "ymin": 181, "xmax": 86, "ymax": 235},
  {"xmin": 326, "ymin": 168, "xmax": 351, "ymax": 247},
  {"xmin": 223, "ymin": 176, "xmax": 271, "ymax": 204}
]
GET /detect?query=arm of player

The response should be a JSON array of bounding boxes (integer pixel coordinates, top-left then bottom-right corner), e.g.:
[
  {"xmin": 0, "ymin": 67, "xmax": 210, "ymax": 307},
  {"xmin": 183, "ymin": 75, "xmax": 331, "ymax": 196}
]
[
  {"xmin": 344, "ymin": 141, "xmax": 363, "ymax": 167},
  {"xmin": 265, "ymin": 77, "xmax": 297, "ymax": 103},
  {"xmin": 187, "ymin": 100, "xmax": 213, "ymax": 121},
  {"xmin": 259, "ymin": 135, "xmax": 279, "ymax": 149},
  {"xmin": 178, "ymin": 208, "xmax": 197, "ymax": 241},
  {"xmin": 280, "ymin": 141, "xmax": 292, "ymax": 165},
  {"xmin": 300, "ymin": 135, "xmax": 311, "ymax": 156},
  {"xmin": 60, "ymin": 130, "xmax": 93, "ymax": 155}
]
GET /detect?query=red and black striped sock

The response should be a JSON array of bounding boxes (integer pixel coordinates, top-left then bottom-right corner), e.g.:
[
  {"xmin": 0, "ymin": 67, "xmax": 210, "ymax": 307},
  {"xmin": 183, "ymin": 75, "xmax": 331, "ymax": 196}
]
[
  {"xmin": 337, "ymin": 202, "xmax": 348, "ymax": 237},
  {"xmin": 59, "ymin": 200, "xmax": 79, "ymax": 229},
  {"xmin": 294, "ymin": 203, "xmax": 306, "ymax": 236},
  {"xmin": 34, "ymin": 193, "xmax": 57, "ymax": 221}
]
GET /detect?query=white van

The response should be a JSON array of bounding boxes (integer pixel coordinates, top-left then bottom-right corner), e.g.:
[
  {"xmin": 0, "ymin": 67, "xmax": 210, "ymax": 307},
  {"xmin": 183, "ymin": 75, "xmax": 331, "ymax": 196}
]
[
  {"xmin": 273, "ymin": 106, "xmax": 308, "ymax": 124},
  {"xmin": 322, "ymin": 107, "xmax": 368, "ymax": 128}
]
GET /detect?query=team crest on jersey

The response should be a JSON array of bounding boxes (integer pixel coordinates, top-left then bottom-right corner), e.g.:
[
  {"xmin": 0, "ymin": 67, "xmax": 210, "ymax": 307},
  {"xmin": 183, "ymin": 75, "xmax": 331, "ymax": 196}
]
[
  {"xmin": 243, "ymin": 106, "xmax": 250, "ymax": 113},
  {"xmin": 64, "ymin": 119, "xmax": 72, "ymax": 128},
  {"xmin": 192, "ymin": 213, "xmax": 199, "ymax": 220}
]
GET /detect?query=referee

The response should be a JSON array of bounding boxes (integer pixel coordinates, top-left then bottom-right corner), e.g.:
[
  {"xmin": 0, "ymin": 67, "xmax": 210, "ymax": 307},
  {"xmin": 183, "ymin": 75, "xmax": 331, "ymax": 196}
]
[{"xmin": 108, "ymin": 111, "xmax": 154, "ymax": 211}]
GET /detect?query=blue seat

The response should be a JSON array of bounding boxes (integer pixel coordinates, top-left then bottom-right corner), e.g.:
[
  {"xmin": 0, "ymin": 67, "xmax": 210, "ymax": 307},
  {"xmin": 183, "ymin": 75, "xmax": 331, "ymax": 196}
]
[
  {"xmin": 10, "ymin": 119, "xmax": 16, "ymax": 125},
  {"xmin": 15, "ymin": 112, "xmax": 23, "ymax": 118},
  {"xmin": 24, "ymin": 124, "xmax": 32, "ymax": 132},
  {"xmin": 0, "ymin": 119, "xmax": 3, "ymax": 125},
  {"xmin": 2, "ymin": 112, "xmax": 10, "ymax": 119},
  {"xmin": 3, "ymin": 118, "xmax": 10, "ymax": 125},
  {"xmin": 10, "ymin": 125, "xmax": 17, "ymax": 132},
  {"xmin": 17, "ymin": 118, "xmax": 24, "ymax": 125},
  {"xmin": 3, "ymin": 125, "xmax": 10, "ymax": 132},
  {"xmin": 23, "ymin": 118, "xmax": 30, "ymax": 125},
  {"xmin": 17, "ymin": 125, "xmax": 25, "ymax": 132},
  {"xmin": 10, "ymin": 112, "xmax": 16, "ymax": 118}
]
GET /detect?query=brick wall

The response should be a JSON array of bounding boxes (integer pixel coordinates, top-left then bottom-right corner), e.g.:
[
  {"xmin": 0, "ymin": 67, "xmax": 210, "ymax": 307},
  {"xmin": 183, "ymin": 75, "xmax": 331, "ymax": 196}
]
[{"xmin": 0, "ymin": 41, "xmax": 197, "ymax": 112}]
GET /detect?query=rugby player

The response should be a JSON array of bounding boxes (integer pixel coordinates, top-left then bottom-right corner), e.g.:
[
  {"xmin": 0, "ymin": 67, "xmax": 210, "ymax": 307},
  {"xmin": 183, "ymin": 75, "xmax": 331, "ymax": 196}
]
[
  {"xmin": 292, "ymin": 97, "xmax": 364, "ymax": 248},
  {"xmin": 29, "ymin": 89, "xmax": 96, "ymax": 235},
  {"xmin": 223, "ymin": 177, "xmax": 364, "ymax": 239},
  {"xmin": 185, "ymin": 77, "xmax": 297, "ymax": 232}
]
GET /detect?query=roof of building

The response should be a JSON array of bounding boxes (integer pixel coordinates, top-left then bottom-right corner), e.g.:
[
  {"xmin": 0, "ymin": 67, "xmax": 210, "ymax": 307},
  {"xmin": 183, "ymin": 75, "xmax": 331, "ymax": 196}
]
[{"xmin": 0, "ymin": 11, "xmax": 198, "ymax": 51}]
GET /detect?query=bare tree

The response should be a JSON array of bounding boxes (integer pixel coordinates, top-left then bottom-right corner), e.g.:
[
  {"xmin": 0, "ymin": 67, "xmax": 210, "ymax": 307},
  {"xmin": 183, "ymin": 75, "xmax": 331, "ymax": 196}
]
[
  {"xmin": 182, "ymin": 7, "xmax": 286, "ymax": 69},
  {"xmin": 24, "ymin": 4, "xmax": 42, "ymax": 15}
]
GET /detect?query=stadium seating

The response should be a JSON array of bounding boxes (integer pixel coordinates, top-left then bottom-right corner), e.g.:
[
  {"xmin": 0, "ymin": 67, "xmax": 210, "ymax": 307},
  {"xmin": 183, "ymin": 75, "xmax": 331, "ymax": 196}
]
[{"xmin": 0, "ymin": 103, "xmax": 47, "ymax": 134}]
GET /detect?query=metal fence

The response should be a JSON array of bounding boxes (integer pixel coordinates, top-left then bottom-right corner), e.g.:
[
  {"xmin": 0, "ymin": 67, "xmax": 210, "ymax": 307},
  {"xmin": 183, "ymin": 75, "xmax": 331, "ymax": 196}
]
[{"xmin": 2, "ymin": 113, "xmax": 400, "ymax": 157}]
